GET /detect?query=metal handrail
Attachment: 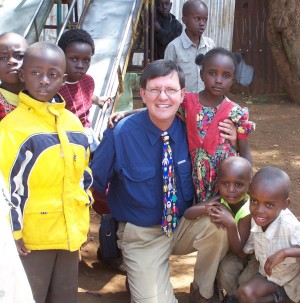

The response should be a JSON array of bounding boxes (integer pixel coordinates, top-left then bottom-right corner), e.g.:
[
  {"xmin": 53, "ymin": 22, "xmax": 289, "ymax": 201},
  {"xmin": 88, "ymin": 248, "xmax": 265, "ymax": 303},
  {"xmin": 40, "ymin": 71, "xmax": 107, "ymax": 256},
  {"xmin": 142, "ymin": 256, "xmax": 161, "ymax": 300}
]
[
  {"xmin": 56, "ymin": 0, "xmax": 91, "ymax": 43},
  {"xmin": 23, "ymin": 0, "xmax": 45, "ymax": 38}
]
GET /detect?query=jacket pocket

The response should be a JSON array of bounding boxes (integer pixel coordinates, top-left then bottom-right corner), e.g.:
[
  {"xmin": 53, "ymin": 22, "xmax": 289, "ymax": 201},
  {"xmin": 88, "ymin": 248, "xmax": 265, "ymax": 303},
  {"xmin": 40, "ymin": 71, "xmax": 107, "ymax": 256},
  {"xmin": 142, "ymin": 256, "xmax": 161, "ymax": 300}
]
[{"xmin": 121, "ymin": 166, "xmax": 157, "ymax": 208}]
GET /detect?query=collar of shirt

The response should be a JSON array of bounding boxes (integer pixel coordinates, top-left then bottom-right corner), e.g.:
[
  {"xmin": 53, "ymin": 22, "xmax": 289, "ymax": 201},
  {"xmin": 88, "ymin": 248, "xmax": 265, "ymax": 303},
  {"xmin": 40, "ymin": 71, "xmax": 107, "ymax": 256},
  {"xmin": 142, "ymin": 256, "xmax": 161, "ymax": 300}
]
[
  {"xmin": 143, "ymin": 109, "xmax": 181, "ymax": 146},
  {"xmin": 181, "ymin": 30, "xmax": 209, "ymax": 49},
  {"xmin": 0, "ymin": 88, "xmax": 19, "ymax": 106},
  {"xmin": 250, "ymin": 210, "xmax": 285, "ymax": 240}
]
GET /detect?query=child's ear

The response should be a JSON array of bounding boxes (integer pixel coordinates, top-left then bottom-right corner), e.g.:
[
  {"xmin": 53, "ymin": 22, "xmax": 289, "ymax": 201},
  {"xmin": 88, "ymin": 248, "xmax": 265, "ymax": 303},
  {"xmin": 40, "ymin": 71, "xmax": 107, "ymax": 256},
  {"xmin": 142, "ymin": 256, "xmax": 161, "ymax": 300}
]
[
  {"xmin": 200, "ymin": 69, "xmax": 204, "ymax": 81},
  {"xmin": 283, "ymin": 197, "xmax": 290, "ymax": 210},
  {"xmin": 182, "ymin": 16, "xmax": 187, "ymax": 25},
  {"xmin": 62, "ymin": 74, "xmax": 67, "ymax": 86},
  {"xmin": 18, "ymin": 69, "xmax": 25, "ymax": 83}
]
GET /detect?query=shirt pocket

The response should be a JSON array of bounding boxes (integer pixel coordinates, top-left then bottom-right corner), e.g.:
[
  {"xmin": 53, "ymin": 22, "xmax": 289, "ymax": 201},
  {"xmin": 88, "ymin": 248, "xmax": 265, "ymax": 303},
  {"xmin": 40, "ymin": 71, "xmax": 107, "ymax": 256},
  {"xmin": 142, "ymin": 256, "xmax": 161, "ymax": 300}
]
[
  {"xmin": 176, "ymin": 160, "xmax": 195, "ymax": 201},
  {"xmin": 121, "ymin": 166, "xmax": 157, "ymax": 208}
]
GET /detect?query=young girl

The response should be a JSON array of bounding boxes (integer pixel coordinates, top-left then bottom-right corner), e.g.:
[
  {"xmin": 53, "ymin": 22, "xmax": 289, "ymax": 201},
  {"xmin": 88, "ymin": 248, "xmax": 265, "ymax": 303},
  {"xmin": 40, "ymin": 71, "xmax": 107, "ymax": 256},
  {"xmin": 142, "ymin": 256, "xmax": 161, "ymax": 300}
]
[
  {"xmin": 178, "ymin": 47, "xmax": 255, "ymax": 203},
  {"xmin": 58, "ymin": 29, "xmax": 111, "ymax": 152},
  {"xmin": 0, "ymin": 32, "xmax": 28, "ymax": 120}
]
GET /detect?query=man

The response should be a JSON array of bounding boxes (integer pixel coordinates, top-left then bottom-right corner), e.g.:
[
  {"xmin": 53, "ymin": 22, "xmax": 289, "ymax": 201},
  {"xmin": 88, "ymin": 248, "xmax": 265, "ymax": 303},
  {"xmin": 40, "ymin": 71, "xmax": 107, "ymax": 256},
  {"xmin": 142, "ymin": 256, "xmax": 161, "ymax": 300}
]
[{"xmin": 91, "ymin": 60, "xmax": 228, "ymax": 303}]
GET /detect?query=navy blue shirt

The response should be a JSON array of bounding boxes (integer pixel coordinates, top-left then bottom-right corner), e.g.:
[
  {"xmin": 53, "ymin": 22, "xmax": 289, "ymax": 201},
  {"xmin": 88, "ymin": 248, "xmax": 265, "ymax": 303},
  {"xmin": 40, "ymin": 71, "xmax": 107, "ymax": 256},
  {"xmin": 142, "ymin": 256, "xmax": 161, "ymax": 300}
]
[{"xmin": 90, "ymin": 110, "xmax": 195, "ymax": 226}]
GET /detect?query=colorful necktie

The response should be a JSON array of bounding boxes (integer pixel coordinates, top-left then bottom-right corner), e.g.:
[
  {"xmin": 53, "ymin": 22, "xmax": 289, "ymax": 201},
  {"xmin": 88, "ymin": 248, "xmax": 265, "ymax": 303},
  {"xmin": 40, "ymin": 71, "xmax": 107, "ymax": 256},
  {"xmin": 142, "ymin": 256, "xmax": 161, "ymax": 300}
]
[{"xmin": 161, "ymin": 131, "xmax": 178, "ymax": 236}]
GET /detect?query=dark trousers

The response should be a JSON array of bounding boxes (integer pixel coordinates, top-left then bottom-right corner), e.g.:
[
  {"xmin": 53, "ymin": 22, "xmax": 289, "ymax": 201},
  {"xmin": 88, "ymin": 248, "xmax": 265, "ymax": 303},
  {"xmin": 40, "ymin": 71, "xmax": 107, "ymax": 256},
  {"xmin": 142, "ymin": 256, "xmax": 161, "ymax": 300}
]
[{"xmin": 21, "ymin": 250, "xmax": 79, "ymax": 303}]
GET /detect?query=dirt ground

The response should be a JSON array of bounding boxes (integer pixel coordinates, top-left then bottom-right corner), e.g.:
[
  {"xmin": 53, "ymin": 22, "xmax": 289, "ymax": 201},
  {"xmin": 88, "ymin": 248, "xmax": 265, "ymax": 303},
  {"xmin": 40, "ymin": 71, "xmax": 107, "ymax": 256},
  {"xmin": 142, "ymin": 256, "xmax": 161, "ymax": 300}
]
[{"xmin": 78, "ymin": 93, "xmax": 300, "ymax": 303}]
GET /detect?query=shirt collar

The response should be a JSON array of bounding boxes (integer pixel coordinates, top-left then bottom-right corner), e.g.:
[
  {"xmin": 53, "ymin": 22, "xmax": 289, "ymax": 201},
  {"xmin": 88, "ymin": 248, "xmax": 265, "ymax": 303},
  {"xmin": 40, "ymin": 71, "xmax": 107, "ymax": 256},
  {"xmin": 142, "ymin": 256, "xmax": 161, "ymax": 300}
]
[
  {"xmin": 143, "ymin": 110, "xmax": 181, "ymax": 146},
  {"xmin": 250, "ymin": 211, "xmax": 283, "ymax": 240},
  {"xmin": 181, "ymin": 30, "xmax": 209, "ymax": 49},
  {"xmin": 0, "ymin": 88, "xmax": 19, "ymax": 106}
]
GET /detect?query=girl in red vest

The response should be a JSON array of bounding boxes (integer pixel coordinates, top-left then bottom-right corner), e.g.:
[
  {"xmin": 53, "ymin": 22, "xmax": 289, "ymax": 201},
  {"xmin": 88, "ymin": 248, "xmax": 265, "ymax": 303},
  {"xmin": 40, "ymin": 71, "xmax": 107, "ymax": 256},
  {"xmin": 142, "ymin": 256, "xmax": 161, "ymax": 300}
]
[{"xmin": 177, "ymin": 47, "xmax": 255, "ymax": 203}]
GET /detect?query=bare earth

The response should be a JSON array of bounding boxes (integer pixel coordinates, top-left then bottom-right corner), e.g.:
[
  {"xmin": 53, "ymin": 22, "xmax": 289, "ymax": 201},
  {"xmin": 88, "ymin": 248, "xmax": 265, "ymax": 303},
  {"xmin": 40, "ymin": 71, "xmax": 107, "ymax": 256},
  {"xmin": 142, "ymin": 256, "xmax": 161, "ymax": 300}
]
[{"xmin": 78, "ymin": 93, "xmax": 300, "ymax": 303}]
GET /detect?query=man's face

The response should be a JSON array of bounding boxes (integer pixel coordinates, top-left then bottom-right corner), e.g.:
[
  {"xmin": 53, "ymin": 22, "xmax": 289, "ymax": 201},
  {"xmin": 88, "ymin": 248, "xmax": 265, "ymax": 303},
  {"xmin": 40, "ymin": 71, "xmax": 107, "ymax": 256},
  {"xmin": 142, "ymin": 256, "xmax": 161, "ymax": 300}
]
[
  {"xmin": 140, "ymin": 72, "xmax": 185, "ymax": 130},
  {"xmin": 19, "ymin": 49, "xmax": 66, "ymax": 102},
  {"xmin": 156, "ymin": 0, "xmax": 172, "ymax": 16}
]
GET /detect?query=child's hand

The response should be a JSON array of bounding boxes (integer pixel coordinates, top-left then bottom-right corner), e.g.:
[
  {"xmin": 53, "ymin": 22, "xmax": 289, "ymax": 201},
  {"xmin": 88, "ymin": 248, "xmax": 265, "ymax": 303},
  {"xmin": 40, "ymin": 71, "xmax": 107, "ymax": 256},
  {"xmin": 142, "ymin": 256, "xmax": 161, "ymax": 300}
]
[
  {"xmin": 98, "ymin": 96, "xmax": 112, "ymax": 108},
  {"xmin": 15, "ymin": 238, "xmax": 31, "ymax": 256},
  {"xmin": 219, "ymin": 119, "xmax": 237, "ymax": 150},
  {"xmin": 81, "ymin": 228, "xmax": 93, "ymax": 248},
  {"xmin": 107, "ymin": 111, "xmax": 126, "ymax": 128},
  {"xmin": 264, "ymin": 250, "xmax": 286, "ymax": 276},
  {"xmin": 208, "ymin": 204, "xmax": 234, "ymax": 229}
]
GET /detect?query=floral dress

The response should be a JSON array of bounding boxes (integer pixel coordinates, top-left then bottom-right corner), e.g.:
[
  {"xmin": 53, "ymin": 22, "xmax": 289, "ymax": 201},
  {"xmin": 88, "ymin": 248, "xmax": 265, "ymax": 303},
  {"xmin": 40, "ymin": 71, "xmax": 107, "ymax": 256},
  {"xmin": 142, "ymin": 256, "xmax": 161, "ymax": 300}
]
[{"xmin": 177, "ymin": 93, "xmax": 255, "ymax": 203}]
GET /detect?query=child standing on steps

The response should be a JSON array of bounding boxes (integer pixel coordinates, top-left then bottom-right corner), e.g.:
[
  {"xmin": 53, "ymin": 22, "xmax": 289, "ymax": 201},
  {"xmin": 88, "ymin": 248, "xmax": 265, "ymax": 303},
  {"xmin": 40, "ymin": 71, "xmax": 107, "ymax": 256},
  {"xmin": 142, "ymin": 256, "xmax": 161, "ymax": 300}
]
[
  {"xmin": 0, "ymin": 32, "xmax": 28, "ymax": 120},
  {"xmin": 58, "ymin": 28, "xmax": 111, "ymax": 152},
  {"xmin": 178, "ymin": 47, "xmax": 255, "ymax": 203}
]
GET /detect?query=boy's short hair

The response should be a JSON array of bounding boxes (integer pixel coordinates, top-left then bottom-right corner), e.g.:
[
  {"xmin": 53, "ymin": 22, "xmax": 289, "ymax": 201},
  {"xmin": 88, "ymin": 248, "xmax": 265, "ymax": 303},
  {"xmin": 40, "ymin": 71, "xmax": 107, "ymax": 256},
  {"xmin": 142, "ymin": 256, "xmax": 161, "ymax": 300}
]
[
  {"xmin": 252, "ymin": 166, "xmax": 290, "ymax": 199},
  {"xmin": 140, "ymin": 59, "xmax": 185, "ymax": 89},
  {"xmin": 182, "ymin": 0, "xmax": 207, "ymax": 17},
  {"xmin": 58, "ymin": 29, "xmax": 95, "ymax": 55},
  {"xmin": 22, "ymin": 42, "xmax": 65, "ymax": 69}
]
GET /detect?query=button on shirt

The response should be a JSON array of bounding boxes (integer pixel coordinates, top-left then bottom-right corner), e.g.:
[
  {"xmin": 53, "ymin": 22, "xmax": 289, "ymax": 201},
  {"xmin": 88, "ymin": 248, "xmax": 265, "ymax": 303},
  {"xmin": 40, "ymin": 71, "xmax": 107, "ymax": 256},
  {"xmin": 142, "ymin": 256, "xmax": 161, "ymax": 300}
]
[
  {"xmin": 164, "ymin": 30, "xmax": 215, "ymax": 93},
  {"xmin": 90, "ymin": 110, "xmax": 195, "ymax": 227},
  {"xmin": 243, "ymin": 209, "xmax": 300, "ymax": 301}
]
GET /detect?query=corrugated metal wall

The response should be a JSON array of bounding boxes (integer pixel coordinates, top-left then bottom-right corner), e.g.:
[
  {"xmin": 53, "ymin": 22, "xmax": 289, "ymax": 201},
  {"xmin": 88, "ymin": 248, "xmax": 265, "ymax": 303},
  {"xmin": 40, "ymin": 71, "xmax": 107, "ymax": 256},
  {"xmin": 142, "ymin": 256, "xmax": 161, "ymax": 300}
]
[{"xmin": 171, "ymin": 0, "xmax": 236, "ymax": 50}]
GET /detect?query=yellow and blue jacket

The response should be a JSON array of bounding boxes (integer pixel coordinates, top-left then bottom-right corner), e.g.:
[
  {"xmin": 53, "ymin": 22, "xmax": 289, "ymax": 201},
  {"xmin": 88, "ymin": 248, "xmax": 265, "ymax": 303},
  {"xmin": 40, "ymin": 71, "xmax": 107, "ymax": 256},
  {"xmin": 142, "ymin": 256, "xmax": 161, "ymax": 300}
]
[{"xmin": 0, "ymin": 91, "xmax": 93, "ymax": 252}]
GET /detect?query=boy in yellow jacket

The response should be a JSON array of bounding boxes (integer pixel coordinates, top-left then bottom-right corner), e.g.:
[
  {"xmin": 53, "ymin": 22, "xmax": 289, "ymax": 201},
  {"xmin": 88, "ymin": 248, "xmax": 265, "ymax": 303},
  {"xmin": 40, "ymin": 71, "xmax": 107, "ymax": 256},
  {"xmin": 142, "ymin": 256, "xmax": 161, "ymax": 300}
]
[{"xmin": 0, "ymin": 42, "xmax": 92, "ymax": 303}]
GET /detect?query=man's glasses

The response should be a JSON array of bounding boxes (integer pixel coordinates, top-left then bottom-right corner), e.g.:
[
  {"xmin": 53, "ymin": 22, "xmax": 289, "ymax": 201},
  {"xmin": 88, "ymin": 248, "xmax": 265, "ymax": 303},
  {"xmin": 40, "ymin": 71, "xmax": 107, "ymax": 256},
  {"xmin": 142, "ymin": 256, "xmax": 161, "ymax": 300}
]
[{"xmin": 145, "ymin": 88, "xmax": 181, "ymax": 97}]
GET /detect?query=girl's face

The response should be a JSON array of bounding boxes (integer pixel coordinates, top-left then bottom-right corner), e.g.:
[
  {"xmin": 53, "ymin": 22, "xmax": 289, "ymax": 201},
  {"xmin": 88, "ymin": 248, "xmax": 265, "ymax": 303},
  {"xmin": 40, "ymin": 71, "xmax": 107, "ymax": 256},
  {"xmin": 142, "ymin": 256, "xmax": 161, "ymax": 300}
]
[
  {"xmin": 200, "ymin": 54, "xmax": 235, "ymax": 98},
  {"xmin": 64, "ymin": 42, "xmax": 93, "ymax": 82}
]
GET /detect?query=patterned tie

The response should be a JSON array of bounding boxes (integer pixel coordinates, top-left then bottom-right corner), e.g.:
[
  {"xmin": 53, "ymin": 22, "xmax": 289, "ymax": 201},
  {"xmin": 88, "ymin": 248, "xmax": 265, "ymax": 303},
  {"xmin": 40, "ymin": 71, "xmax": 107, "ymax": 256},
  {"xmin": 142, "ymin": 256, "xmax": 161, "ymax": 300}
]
[{"xmin": 161, "ymin": 131, "xmax": 178, "ymax": 236}]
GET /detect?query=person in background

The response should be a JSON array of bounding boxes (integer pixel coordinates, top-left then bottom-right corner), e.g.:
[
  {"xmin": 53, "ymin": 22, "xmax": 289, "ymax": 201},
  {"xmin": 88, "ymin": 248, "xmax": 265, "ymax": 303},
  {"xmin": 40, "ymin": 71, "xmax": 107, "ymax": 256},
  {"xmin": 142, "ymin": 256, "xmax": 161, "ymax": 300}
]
[
  {"xmin": 58, "ymin": 28, "xmax": 111, "ymax": 152},
  {"xmin": 184, "ymin": 156, "xmax": 259, "ymax": 303},
  {"xmin": 154, "ymin": 0, "xmax": 182, "ymax": 60},
  {"xmin": 0, "ymin": 32, "xmax": 28, "ymax": 120},
  {"xmin": 0, "ymin": 42, "xmax": 93, "ymax": 303},
  {"xmin": 164, "ymin": 0, "xmax": 215, "ymax": 92},
  {"xmin": 237, "ymin": 167, "xmax": 300, "ymax": 303},
  {"xmin": 91, "ymin": 59, "xmax": 229, "ymax": 303}
]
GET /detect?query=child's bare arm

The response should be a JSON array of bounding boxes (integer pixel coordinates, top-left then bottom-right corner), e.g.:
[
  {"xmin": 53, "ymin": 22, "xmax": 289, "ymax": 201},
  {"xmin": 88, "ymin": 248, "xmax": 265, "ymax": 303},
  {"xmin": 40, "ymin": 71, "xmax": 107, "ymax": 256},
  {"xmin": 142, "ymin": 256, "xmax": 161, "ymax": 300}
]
[
  {"xmin": 219, "ymin": 119, "xmax": 237, "ymax": 150},
  {"xmin": 237, "ymin": 138, "xmax": 252, "ymax": 164},
  {"xmin": 184, "ymin": 196, "xmax": 220, "ymax": 220},
  {"xmin": 264, "ymin": 246, "xmax": 300, "ymax": 276},
  {"xmin": 92, "ymin": 95, "xmax": 112, "ymax": 108}
]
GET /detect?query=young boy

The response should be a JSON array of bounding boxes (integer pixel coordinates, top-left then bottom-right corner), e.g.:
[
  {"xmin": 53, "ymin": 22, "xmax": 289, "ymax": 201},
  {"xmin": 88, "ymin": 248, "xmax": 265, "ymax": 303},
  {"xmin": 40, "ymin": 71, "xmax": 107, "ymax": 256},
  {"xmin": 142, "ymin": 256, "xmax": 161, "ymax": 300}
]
[
  {"xmin": 0, "ymin": 42, "xmax": 93, "ymax": 303},
  {"xmin": 154, "ymin": 0, "xmax": 182, "ymax": 60},
  {"xmin": 164, "ymin": 0, "xmax": 215, "ymax": 93},
  {"xmin": 184, "ymin": 156, "xmax": 258, "ymax": 303},
  {"xmin": 237, "ymin": 167, "xmax": 300, "ymax": 303},
  {"xmin": 58, "ymin": 28, "xmax": 110, "ymax": 152},
  {"xmin": 0, "ymin": 32, "xmax": 28, "ymax": 120}
]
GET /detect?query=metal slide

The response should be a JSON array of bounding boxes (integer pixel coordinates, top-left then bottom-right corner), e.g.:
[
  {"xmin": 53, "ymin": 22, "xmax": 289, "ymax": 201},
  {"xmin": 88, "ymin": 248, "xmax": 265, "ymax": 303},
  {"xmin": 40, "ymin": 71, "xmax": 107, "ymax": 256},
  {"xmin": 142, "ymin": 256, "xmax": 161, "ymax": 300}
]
[{"xmin": 79, "ymin": 0, "xmax": 143, "ymax": 138}]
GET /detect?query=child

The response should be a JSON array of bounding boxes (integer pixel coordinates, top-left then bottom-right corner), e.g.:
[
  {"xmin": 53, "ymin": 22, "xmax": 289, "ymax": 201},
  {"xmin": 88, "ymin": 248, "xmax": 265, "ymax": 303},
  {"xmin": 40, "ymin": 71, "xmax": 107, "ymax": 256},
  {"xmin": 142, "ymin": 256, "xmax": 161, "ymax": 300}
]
[
  {"xmin": 58, "ymin": 28, "xmax": 111, "ymax": 152},
  {"xmin": 0, "ymin": 42, "xmax": 93, "ymax": 303},
  {"xmin": 0, "ymin": 32, "xmax": 28, "ymax": 120},
  {"xmin": 164, "ymin": 0, "xmax": 215, "ymax": 92},
  {"xmin": 178, "ymin": 47, "xmax": 255, "ymax": 203},
  {"xmin": 184, "ymin": 156, "xmax": 258, "ymax": 302},
  {"xmin": 237, "ymin": 167, "xmax": 300, "ymax": 303},
  {"xmin": 154, "ymin": 0, "xmax": 182, "ymax": 60},
  {"xmin": 0, "ymin": 172, "xmax": 34, "ymax": 303}
]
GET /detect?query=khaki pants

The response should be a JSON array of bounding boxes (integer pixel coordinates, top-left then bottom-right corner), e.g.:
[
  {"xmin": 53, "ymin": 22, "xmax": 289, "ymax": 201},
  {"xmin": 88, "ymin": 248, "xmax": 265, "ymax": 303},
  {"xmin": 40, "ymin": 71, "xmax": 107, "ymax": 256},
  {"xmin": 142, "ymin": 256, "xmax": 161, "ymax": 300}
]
[
  {"xmin": 117, "ymin": 216, "xmax": 229, "ymax": 303},
  {"xmin": 217, "ymin": 252, "xmax": 259, "ymax": 296},
  {"xmin": 21, "ymin": 250, "xmax": 79, "ymax": 303}
]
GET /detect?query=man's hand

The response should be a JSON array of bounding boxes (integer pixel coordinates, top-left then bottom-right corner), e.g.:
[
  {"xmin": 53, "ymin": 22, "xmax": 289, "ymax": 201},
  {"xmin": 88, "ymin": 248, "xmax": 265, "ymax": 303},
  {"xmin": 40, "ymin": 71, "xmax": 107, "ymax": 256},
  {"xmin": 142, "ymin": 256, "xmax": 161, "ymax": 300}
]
[{"xmin": 15, "ymin": 238, "xmax": 31, "ymax": 256}]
